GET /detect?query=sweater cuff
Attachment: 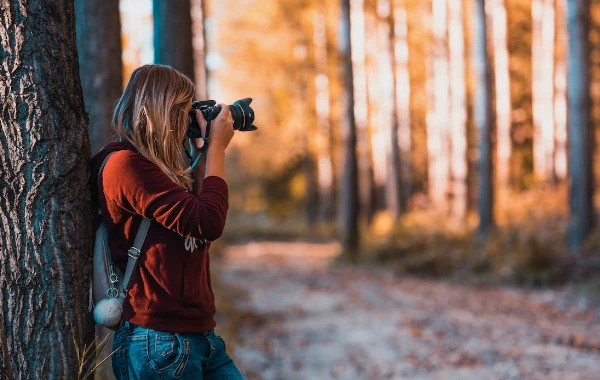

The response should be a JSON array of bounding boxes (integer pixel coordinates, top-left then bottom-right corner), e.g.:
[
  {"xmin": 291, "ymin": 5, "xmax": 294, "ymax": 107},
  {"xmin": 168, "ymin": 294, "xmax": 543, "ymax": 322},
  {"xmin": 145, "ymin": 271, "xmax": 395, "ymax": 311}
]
[{"xmin": 202, "ymin": 176, "xmax": 228, "ymax": 196}]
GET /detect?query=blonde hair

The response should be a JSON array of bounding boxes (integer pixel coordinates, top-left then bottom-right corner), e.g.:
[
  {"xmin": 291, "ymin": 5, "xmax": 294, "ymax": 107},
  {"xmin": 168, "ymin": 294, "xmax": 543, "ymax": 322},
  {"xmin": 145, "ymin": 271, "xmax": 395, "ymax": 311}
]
[{"xmin": 113, "ymin": 64, "xmax": 195, "ymax": 190}]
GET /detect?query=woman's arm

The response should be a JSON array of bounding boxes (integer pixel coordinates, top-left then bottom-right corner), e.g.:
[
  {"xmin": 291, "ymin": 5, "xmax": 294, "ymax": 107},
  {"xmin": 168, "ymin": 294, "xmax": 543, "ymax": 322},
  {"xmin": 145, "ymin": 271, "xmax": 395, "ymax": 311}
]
[
  {"xmin": 191, "ymin": 103, "xmax": 233, "ymax": 195},
  {"xmin": 192, "ymin": 151, "xmax": 208, "ymax": 196},
  {"xmin": 103, "ymin": 150, "xmax": 228, "ymax": 241}
]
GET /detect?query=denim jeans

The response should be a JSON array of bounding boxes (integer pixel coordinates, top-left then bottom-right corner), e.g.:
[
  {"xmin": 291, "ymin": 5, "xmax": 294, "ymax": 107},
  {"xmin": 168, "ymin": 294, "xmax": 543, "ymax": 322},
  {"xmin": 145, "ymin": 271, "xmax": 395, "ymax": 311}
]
[{"xmin": 112, "ymin": 321, "xmax": 244, "ymax": 379}]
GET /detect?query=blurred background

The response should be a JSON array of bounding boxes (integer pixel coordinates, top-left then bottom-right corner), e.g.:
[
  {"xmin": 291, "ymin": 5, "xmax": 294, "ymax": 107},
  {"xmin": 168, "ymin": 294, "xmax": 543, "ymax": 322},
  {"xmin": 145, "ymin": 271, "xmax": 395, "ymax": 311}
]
[{"xmin": 79, "ymin": 0, "xmax": 600, "ymax": 378}]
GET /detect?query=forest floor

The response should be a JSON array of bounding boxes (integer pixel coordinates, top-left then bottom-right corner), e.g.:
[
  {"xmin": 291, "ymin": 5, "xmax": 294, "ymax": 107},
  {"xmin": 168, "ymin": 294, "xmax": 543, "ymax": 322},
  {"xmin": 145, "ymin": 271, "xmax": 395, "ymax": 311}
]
[{"xmin": 214, "ymin": 241, "xmax": 600, "ymax": 380}]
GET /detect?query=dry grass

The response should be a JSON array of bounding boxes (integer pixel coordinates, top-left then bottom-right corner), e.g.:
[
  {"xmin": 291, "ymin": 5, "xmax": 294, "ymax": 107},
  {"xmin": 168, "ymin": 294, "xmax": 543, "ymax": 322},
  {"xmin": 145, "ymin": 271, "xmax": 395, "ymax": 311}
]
[{"xmin": 364, "ymin": 185, "xmax": 600, "ymax": 286}]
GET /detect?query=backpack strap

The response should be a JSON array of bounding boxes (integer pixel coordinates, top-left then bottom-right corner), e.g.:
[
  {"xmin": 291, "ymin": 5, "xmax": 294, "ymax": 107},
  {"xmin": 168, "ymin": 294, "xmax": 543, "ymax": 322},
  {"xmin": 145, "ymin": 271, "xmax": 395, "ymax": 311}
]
[
  {"xmin": 120, "ymin": 218, "xmax": 151, "ymax": 294},
  {"xmin": 98, "ymin": 151, "xmax": 151, "ymax": 295}
]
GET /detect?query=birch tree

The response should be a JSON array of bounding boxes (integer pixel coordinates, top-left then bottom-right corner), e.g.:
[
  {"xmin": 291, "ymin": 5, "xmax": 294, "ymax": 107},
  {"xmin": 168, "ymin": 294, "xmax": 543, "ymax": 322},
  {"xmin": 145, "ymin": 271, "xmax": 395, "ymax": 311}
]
[{"xmin": 0, "ymin": 0, "xmax": 95, "ymax": 377}]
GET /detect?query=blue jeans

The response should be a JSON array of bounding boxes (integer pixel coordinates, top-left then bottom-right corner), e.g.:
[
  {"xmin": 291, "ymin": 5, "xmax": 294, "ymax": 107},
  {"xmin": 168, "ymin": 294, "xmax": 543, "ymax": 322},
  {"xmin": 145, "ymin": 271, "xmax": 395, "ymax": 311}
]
[{"xmin": 112, "ymin": 321, "xmax": 244, "ymax": 379}]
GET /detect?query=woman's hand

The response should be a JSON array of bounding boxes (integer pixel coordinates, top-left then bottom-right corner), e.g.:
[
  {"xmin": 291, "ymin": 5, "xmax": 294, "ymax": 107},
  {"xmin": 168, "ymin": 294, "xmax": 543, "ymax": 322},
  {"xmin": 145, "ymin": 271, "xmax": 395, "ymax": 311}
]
[
  {"xmin": 203, "ymin": 104, "xmax": 233, "ymax": 181},
  {"xmin": 190, "ymin": 109, "xmax": 208, "ymax": 151},
  {"xmin": 208, "ymin": 104, "xmax": 234, "ymax": 151}
]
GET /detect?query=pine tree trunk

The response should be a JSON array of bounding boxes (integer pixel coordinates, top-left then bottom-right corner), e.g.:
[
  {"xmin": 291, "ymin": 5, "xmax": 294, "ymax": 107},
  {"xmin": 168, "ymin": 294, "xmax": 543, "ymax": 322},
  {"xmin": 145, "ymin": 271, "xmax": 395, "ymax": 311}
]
[
  {"xmin": 394, "ymin": 6, "xmax": 412, "ymax": 215},
  {"xmin": 532, "ymin": 0, "xmax": 556, "ymax": 182},
  {"xmin": 75, "ymin": 0, "xmax": 122, "ymax": 155},
  {"xmin": 554, "ymin": 0, "xmax": 568, "ymax": 181},
  {"xmin": 154, "ymin": 0, "xmax": 195, "ymax": 80},
  {"xmin": 191, "ymin": 0, "xmax": 209, "ymax": 99},
  {"xmin": 0, "ymin": 1, "xmax": 95, "ymax": 378},
  {"xmin": 472, "ymin": 0, "xmax": 495, "ymax": 233},
  {"xmin": 490, "ymin": 0, "xmax": 512, "ymax": 190},
  {"xmin": 448, "ymin": 0, "xmax": 468, "ymax": 221},
  {"xmin": 313, "ymin": 4, "xmax": 335, "ymax": 222},
  {"xmin": 368, "ymin": 9, "xmax": 387, "ymax": 195},
  {"xmin": 350, "ymin": 0, "xmax": 376, "ymax": 224},
  {"xmin": 379, "ymin": 0, "xmax": 409, "ymax": 221},
  {"xmin": 542, "ymin": 0, "xmax": 556, "ymax": 182},
  {"xmin": 567, "ymin": 0, "xmax": 594, "ymax": 249},
  {"xmin": 428, "ymin": 0, "xmax": 451, "ymax": 214},
  {"xmin": 340, "ymin": 0, "xmax": 360, "ymax": 258}
]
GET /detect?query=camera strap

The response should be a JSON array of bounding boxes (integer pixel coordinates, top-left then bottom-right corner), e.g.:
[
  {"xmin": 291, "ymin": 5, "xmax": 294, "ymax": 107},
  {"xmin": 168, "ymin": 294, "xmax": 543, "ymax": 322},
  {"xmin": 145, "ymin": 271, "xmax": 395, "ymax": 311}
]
[{"xmin": 187, "ymin": 118, "xmax": 212, "ymax": 170}]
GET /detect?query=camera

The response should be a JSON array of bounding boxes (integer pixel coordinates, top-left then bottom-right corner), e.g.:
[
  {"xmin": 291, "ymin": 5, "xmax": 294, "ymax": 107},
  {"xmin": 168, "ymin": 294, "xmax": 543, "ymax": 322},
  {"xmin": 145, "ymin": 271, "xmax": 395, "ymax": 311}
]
[{"xmin": 188, "ymin": 98, "xmax": 257, "ymax": 139}]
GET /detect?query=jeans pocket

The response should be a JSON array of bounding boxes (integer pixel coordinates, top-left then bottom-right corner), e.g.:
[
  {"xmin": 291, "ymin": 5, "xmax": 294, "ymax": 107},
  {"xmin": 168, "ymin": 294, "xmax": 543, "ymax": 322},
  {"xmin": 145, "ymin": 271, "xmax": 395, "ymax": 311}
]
[
  {"xmin": 155, "ymin": 333, "xmax": 176, "ymax": 356},
  {"xmin": 149, "ymin": 332, "xmax": 187, "ymax": 374}
]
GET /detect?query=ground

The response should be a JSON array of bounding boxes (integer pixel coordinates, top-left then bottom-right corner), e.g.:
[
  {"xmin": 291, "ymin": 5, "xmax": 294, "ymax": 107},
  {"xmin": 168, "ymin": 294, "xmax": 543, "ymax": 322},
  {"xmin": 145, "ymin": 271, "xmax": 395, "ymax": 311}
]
[{"xmin": 215, "ymin": 241, "xmax": 600, "ymax": 380}]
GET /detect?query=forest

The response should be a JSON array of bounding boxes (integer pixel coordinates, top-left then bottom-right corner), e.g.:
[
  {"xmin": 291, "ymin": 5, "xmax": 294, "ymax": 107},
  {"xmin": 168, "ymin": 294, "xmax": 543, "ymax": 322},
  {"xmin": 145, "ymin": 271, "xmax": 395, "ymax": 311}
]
[{"xmin": 1, "ymin": 0, "xmax": 600, "ymax": 378}]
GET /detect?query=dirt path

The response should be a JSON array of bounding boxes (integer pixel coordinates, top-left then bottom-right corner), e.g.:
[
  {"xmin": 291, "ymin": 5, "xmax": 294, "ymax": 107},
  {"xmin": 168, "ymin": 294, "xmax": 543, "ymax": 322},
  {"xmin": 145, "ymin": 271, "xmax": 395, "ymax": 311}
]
[{"xmin": 215, "ymin": 241, "xmax": 600, "ymax": 380}]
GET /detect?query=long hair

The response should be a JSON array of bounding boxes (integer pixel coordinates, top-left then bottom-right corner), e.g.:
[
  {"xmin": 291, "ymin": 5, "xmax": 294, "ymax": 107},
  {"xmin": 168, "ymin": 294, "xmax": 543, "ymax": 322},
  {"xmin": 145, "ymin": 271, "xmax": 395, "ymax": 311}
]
[{"xmin": 113, "ymin": 64, "xmax": 195, "ymax": 190}]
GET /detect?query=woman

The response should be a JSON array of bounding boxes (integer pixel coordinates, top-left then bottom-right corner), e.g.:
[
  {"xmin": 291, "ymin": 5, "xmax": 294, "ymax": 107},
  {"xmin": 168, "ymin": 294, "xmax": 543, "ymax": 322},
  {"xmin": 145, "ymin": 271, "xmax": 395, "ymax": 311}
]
[{"xmin": 91, "ymin": 64, "xmax": 243, "ymax": 379}]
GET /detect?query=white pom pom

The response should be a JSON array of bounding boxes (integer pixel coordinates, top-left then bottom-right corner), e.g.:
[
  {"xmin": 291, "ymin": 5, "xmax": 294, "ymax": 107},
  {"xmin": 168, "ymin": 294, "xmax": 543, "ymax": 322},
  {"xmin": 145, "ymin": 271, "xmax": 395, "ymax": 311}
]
[{"xmin": 93, "ymin": 297, "xmax": 123, "ymax": 327}]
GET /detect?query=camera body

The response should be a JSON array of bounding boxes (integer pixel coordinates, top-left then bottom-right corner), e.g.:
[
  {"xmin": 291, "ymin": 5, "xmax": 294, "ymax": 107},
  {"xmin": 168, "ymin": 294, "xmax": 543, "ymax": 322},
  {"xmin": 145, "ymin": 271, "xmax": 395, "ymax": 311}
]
[{"xmin": 188, "ymin": 98, "xmax": 257, "ymax": 139}]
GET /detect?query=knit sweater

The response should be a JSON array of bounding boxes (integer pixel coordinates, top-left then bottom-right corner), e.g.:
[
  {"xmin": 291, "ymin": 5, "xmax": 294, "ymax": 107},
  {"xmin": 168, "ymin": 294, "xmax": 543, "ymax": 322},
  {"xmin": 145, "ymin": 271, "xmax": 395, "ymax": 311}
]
[{"xmin": 91, "ymin": 142, "xmax": 228, "ymax": 333}]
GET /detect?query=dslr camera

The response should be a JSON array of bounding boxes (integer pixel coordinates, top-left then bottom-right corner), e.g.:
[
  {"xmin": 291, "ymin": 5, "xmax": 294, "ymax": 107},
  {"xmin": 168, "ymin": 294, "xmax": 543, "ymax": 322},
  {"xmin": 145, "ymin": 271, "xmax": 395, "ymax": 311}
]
[{"xmin": 188, "ymin": 98, "xmax": 257, "ymax": 139}]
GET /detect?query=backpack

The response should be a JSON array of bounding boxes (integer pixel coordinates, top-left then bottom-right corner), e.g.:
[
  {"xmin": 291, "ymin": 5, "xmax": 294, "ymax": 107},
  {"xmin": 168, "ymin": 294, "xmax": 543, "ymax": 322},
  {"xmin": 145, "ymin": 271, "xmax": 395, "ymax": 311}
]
[{"xmin": 89, "ymin": 152, "xmax": 151, "ymax": 329}]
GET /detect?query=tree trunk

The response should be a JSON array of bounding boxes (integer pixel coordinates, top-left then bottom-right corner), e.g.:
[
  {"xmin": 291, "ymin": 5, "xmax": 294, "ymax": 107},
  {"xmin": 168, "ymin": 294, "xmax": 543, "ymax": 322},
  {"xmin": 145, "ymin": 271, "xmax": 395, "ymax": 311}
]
[
  {"xmin": 350, "ymin": 0, "xmax": 376, "ymax": 224},
  {"xmin": 378, "ymin": 0, "xmax": 410, "ymax": 221},
  {"xmin": 428, "ymin": 0, "xmax": 451, "ymax": 214},
  {"xmin": 313, "ymin": 4, "xmax": 335, "ymax": 222},
  {"xmin": 191, "ymin": 0, "xmax": 209, "ymax": 99},
  {"xmin": 75, "ymin": 0, "xmax": 122, "ymax": 155},
  {"xmin": 394, "ymin": 5, "xmax": 412, "ymax": 216},
  {"xmin": 448, "ymin": 0, "xmax": 468, "ymax": 221},
  {"xmin": 368, "ymin": 9, "xmax": 388, "ymax": 198},
  {"xmin": 566, "ymin": 0, "xmax": 594, "ymax": 250},
  {"xmin": 340, "ymin": 0, "xmax": 360, "ymax": 258},
  {"xmin": 532, "ymin": 0, "xmax": 556, "ymax": 182},
  {"xmin": 554, "ymin": 0, "xmax": 568, "ymax": 181},
  {"xmin": 0, "ymin": 1, "xmax": 95, "ymax": 378},
  {"xmin": 489, "ymin": 0, "xmax": 512, "ymax": 190},
  {"xmin": 154, "ymin": 0, "xmax": 195, "ymax": 80},
  {"xmin": 472, "ymin": 0, "xmax": 495, "ymax": 233}
]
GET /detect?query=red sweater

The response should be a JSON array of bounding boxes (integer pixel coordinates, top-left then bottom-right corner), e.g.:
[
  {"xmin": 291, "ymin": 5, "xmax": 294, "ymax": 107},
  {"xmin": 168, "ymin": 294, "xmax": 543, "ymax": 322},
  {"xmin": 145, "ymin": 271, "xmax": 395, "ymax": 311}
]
[{"xmin": 91, "ymin": 142, "xmax": 228, "ymax": 333}]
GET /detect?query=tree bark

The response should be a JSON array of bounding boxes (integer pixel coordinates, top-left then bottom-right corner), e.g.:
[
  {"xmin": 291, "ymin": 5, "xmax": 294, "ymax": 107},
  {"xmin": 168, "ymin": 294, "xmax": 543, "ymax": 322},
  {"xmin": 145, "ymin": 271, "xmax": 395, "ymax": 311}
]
[
  {"xmin": 154, "ymin": 0, "xmax": 195, "ymax": 80},
  {"xmin": 75, "ymin": 0, "xmax": 122, "ymax": 155},
  {"xmin": 0, "ymin": 1, "xmax": 95, "ymax": 378},
  {"xmin": 472, "ymin": 0, "xmax": 495, "ymax": 233},
  {"xmin": 566, "ymin": 0, "xmax": 594, "ymax": 250},
  {"xmin": 340, "ymin": 0, "xmax": 360, "ymax": 258}
]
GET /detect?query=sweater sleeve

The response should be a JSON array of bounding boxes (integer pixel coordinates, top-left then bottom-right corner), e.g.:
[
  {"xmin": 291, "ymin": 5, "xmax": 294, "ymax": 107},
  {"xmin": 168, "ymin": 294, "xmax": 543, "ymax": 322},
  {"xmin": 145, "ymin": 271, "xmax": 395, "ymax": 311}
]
[{"xmin": 102, "ymin": 150, "xmax": 228, "ymax": 241}]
